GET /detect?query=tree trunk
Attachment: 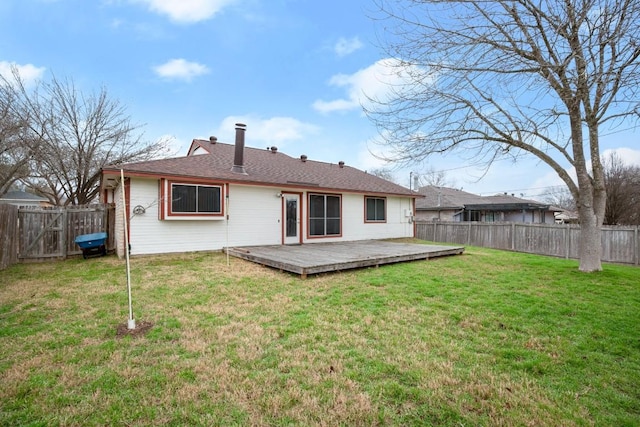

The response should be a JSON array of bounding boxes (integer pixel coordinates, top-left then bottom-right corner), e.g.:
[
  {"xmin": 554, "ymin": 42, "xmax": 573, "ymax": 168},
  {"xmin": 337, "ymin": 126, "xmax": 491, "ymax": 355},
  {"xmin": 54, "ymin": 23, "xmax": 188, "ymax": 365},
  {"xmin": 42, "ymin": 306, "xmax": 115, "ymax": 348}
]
[
  {"xmin": 569, "ymin": 103, "xmax": 604, "ymax": 272},
  {"xmin": 578, "ymin": 207, "xmax": 602, "ymax": 272},
  {"xmin": 577, "ymin": 124, "xmax": 606, "ymax": 272}
]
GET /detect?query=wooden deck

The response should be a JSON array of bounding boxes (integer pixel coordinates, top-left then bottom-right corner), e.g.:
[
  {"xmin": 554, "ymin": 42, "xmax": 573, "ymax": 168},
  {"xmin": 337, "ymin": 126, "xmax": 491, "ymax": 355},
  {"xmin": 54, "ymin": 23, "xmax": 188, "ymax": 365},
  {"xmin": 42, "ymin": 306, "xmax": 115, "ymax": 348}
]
[{"xmin": 225, "ymin": 240, "xmax": 464, "ymax": 278}]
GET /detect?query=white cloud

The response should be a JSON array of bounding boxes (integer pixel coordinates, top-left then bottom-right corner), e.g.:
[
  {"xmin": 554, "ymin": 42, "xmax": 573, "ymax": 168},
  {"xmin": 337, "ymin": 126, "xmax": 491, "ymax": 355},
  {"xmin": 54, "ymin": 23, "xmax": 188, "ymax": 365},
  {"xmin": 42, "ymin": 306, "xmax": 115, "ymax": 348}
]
[
  {"xmin": 527, "ymin": 147, "xmax": 640, "ymax": 199},
  {"xmin": 0, "ymin": 61, "xmax": 46, "ymax": 86},
  {"xmin": 312, "ymin": 58, "xmax": 430, "ymax": 114},
  {"xmin": 311, "ymin": 98, "xmax": 355, "ymax": 113},
  {"xmin": 212, "ymin": 115, "xmax": 320, "ymax": 147},
  {"xmin": 133, "ymin": 0, "xmax": 236, "ymax": 23},
  {"xmin": 153, "ymin": 58, "xmax": 210, "ymax": 81},
  {"xmin": 602, "ymin": 147, "xmax": 640, "ymax": 166},
  {"xmin": 155, "ymin": 134, "xmax": 183, "ymax": 157},
  {"xmin": 529, "ymin": 169, "xmax": 568, "ymax": 192},
  {"xmin": 356, "ymin": 142, "xmax": 395, "ymax": 171},
  {"xmin": 334, "ymin": 36, "xmax": 363, "ymax": 57},
  {"xmin": 110, "ymin": 18, "xmax": 124, "ymax": 29}
]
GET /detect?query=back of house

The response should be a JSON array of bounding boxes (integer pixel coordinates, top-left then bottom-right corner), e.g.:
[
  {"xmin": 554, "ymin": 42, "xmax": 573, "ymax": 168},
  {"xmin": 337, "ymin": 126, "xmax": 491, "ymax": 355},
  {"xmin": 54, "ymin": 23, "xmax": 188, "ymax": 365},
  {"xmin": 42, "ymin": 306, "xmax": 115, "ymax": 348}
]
[{"xmin": 101, "ymin": 124, "xmax": 418, "ymax": 257}]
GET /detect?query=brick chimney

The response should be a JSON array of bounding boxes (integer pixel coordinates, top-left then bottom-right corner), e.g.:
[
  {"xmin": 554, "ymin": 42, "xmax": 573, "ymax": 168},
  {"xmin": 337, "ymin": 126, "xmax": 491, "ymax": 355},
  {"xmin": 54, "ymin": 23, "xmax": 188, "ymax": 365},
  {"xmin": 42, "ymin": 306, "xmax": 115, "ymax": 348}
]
[{"xmin": 231, "ymin": 123, "xmax": 247, "ymax": 174}]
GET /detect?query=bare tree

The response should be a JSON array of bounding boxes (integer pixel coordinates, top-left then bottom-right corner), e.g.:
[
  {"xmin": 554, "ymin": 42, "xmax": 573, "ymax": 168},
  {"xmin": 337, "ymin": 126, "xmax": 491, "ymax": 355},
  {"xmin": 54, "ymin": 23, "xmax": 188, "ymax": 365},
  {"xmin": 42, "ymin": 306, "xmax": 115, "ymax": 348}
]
[
  {"xmin": 603, "ymin": 152, "xmax": 640, "ymax": 225},
  {"xmin": 369, "ymin": 167, "xmax": 399, "ymax": 184},
  {"xmin": 0, "ymin": 72, "xmax": 36, "ymax": 197},
  {"xmin": 417, "ymin": 167, "xmax": 455, "ymax": 188},
  {"xmin": 543, "ymin": 186, "xmax": 576, "ymax": 211},
  {"xmin": 1, "ymin": 71, "xmax": 171, "ymax": 205},
  {"xmin": 368, "ymin": 0, "xmax": 640, "ymax": 271}
]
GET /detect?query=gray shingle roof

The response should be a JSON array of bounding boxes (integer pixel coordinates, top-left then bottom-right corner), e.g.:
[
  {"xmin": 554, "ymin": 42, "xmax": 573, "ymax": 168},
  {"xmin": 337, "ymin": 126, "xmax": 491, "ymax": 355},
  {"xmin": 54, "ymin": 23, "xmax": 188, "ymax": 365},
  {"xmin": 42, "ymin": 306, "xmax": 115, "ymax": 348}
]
[
  {"xmin": 103, "ymin": 140, "xmax": 416, "ymax": 197},
  {"xmin": 415, "ymin": 186, "xmax": 485, "ymax": 210},
  {"xmin": 1, "ymin": 190, "xmax": 47, "ymax": 201},
  {"xmin": 416, "ymin": 185, "xmax": 555, "ymax": 210}
]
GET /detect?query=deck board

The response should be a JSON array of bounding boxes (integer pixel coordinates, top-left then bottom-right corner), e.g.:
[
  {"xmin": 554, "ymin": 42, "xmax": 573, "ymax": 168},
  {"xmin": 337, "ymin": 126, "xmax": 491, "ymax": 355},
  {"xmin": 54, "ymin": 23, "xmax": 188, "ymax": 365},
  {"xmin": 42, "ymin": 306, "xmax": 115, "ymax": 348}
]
[{"xmin": 225, "ymin": 240, "xmax": 464, "ymax": 278}]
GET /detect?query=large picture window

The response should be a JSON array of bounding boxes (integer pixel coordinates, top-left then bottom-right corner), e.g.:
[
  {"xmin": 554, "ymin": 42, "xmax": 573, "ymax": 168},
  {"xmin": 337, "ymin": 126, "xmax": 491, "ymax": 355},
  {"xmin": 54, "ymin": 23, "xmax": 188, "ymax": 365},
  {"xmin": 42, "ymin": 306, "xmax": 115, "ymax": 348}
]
[
  {"xmin": 365, "ymin": 196, "xmax": 386, "ymax": 222},
  {"xmin": 309, "ymin": 194, "xmax": 341, "ymax": 237},
  {"xmin": 171, "ymin": 183, "xmax": 222, "ymax": 215}
]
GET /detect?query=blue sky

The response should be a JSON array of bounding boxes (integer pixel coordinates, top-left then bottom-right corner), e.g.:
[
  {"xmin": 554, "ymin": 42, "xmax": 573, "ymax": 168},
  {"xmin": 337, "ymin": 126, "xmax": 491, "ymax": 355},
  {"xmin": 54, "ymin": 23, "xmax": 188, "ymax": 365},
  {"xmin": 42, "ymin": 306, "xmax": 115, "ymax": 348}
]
[{"xmin": 1, "ymin": 0, "xmax": 638, "ymax": 200}]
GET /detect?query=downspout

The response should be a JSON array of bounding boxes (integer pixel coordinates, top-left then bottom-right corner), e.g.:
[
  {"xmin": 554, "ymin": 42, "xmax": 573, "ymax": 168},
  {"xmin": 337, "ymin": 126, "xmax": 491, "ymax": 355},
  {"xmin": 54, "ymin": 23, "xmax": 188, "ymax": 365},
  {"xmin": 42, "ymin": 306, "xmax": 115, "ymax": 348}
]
[
  {"xmin": 225, "ymin": 184, "xmax": 230, "ymax": 266},
  {"xmin": 412, "ymin": 197, "xmax": 416, "ymax": 237}
]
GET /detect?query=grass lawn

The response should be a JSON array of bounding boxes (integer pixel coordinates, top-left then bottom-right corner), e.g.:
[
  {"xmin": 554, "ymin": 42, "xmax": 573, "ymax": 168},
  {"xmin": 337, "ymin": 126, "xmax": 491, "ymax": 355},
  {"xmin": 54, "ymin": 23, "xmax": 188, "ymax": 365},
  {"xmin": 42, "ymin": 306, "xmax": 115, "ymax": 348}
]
[{"xmin": 1, "ymin": 243, "xmax": 639, "ymax": 426}]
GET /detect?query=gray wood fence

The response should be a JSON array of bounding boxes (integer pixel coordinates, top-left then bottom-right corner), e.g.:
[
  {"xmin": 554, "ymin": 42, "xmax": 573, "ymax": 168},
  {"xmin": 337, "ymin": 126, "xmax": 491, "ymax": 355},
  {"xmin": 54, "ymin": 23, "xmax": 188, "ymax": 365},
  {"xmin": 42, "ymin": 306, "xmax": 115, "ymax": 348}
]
[
  {"xmin": 0, "ymin": 204, "xmax": 115, "ymax": 269},
  {"xmin": 415, "ymin": 221, "xmax": 639, "ymax": 265},
  {"xmin": 0, "ymin": 204, "xmax": 19, "ymax": 270}
]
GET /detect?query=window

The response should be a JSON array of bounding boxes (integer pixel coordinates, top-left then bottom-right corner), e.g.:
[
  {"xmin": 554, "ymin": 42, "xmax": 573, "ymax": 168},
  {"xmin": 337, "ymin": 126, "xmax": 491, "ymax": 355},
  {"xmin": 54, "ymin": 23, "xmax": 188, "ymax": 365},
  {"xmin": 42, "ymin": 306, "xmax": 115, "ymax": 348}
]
[
  {"xmin": 365, "ymin": 196, "xmax": 386, "ymax": 222},
  {"xmin": 463, "ymin": 210, "xmax": 480, "ymax": 222},
  {"xmin": 309, "ymin": 194, "xmax": 341, "ymax": 236},
  {"xmin": 171, "ymin": 183, "xmax": 221, "ymax": 215}
]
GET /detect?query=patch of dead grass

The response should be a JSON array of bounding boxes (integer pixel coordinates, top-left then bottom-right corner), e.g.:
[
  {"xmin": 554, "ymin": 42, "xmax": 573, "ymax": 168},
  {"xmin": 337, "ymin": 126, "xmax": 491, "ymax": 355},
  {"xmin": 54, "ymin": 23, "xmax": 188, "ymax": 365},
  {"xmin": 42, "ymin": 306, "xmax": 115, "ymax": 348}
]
[{"xmin": 115, "ymin": 320, "xmax": 153, "ymax": 338}]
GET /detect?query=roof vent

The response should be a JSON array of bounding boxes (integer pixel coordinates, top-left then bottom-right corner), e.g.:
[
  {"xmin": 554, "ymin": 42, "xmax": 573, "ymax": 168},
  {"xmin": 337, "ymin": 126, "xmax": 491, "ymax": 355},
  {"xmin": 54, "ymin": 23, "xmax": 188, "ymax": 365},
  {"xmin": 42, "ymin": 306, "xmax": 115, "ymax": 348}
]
[
  {"xmin": 300, "ymin": 154, "xmax": 307, "ymax": 162},
  {"xmin": 338, "ymin": 161, "xmax": 345, "ymax": 168},
  {"xmin": 270, "ymin": 146, "xmax": 278, "ymax": 153},
  {"xmin": 209, "ymin": 136, "xmax": 217, "ymax": 144}
]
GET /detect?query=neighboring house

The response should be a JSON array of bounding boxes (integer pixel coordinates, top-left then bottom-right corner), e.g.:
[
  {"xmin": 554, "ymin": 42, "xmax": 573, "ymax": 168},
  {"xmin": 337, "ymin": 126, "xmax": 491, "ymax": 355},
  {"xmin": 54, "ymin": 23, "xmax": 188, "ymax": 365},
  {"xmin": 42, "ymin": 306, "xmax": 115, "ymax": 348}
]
[
  {"xmin": 554, "ymin": 210, "xmax": 579, "ymax": 224},
  {"xmin": 101, "ymin": 124, "xmax": 417, "ymax": 257},
  {"xmin": 415, "ymin": 185, "xmax": 559, "ymax": 224},
  {"xmin": 0, "ymin": 190, "xmax": 51, "ymax": 207}
]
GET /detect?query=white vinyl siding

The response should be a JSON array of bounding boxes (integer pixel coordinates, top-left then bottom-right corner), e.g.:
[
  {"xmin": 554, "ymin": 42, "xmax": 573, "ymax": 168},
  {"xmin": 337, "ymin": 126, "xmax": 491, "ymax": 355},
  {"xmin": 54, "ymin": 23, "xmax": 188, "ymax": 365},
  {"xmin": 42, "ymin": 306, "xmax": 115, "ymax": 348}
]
[
  {"xmin": 116, "ymin": 178, "xmax": 414, "ymax": 257},
  {"xmin": 340, "ymin": 194, "xmax": 413, "ymax": 242}
]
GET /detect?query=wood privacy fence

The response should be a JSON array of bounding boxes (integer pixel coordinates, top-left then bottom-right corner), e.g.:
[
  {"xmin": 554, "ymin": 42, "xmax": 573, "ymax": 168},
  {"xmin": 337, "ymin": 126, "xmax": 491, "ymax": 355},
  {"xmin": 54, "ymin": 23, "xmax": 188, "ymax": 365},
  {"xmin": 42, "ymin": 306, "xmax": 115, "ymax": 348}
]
[
  {"xmin": 0, "ymin": 204, "xmax": 19, "ymax": 270},
  {"xmin": 0, "ymin": 204, "xmax": 115, "ymax": 270},
  {"xmin": 415, "ymin": 221, "xmax": 639, "ymax": 265}
]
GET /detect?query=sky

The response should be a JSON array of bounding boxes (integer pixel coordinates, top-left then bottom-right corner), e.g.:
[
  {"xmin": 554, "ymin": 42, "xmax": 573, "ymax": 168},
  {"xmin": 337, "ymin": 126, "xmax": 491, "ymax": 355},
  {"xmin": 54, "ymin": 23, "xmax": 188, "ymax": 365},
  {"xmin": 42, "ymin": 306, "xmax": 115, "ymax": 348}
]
[{"xmin": 1, "ymin": 0, "xmax": 638, "ymax": 201}]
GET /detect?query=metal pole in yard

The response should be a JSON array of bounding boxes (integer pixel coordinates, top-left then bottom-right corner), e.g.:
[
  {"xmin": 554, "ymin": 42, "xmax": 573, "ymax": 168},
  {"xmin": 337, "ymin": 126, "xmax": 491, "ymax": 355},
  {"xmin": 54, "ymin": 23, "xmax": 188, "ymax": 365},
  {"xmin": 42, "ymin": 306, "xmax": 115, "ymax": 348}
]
[
  {"xmin": 226, "ymin": 192, "xmax": 230, "ymax": 266},
  {"xmin": 121, "ymin": 169, "xmax": 135, "ymax": 330}
]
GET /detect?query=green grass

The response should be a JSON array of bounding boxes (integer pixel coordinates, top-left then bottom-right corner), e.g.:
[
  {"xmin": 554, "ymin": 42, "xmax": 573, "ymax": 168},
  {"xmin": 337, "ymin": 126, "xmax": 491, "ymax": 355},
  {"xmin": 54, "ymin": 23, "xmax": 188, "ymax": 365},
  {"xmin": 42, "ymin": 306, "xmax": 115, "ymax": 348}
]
[{"xmin": 1, "ymin": 244, "xmax": 639, "ymax": 426}]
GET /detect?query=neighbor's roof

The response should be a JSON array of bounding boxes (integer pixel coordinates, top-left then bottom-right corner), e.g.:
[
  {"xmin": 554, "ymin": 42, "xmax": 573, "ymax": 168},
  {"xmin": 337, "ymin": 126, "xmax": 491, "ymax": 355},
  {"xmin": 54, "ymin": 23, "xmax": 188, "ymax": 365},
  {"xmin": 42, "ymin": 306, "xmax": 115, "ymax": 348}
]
[
  {"xmin": 416, "ymin": 185, "xmax": 556, "ymax": 211},
  {"xmin": 467, "ymin": 193, "xmax": 553, "ymax": 211},
  {"xmin": 415, "ymin": 186, "xmax": 485, "ymax": 210},
  {"xmin": 103, "ymin": 140, "xmax": 416, "ymax": 197},
  {"xmin": 0, "ymin": 190, "xmax": 48, "ymax": 202}
]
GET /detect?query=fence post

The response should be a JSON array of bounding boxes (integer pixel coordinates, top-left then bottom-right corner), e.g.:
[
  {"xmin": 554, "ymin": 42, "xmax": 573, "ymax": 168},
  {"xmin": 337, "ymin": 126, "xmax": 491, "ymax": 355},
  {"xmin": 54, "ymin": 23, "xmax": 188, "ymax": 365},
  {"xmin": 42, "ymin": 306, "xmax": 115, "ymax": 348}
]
[
  {"xmin": 62, "ymin": 208, "xmax": 68, "ymax": 259},
  {"xmin": 635, "ymin": 226, "xmax": 639, "ymax": 266},
  {"xmin": 511, "ymin": 223, "xmax": 515, "ymax": 251}
]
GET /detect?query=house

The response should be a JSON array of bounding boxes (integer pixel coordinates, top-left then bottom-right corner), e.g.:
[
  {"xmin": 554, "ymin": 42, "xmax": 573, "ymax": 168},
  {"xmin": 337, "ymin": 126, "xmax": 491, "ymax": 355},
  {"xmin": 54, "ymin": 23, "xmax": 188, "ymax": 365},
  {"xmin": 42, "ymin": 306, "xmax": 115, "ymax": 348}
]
[
  {"xmin": 554, "ymin": 210, "xmax": 579, "ymax": 224},
  {"xmin": 415, "ymin": 185, "xmax": 559, "ymax": 224},
  {"xmin": 0, "ymin": 190, "xmax": 51, "ymax": 207},
  {"xmin": 101, "ymin": 124, "xmax": 418, "ymax": 257}
]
